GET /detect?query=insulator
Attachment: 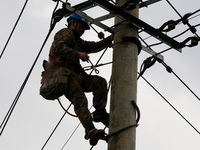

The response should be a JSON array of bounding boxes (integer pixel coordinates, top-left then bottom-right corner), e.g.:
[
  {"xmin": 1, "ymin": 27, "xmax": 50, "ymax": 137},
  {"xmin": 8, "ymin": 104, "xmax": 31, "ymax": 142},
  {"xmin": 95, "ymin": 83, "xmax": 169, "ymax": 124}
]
[{"xmin": 98, "ymin": 32, "xmax": 105, "ymax": 39}]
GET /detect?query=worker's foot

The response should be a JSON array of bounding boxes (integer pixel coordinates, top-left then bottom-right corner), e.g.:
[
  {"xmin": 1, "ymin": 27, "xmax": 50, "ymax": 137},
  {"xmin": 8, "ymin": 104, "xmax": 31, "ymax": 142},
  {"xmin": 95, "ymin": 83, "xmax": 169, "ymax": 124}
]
[
  {"xmin": 92, "ymin": 109, "xmax": 109, "ymax": 127},
  {"xmin": 89, "ymin": 129, "xmax": 106, "ymax": 146},
  {"xmin": 85, "ymin": 128, "xmax": 96, "ymax": 140}
]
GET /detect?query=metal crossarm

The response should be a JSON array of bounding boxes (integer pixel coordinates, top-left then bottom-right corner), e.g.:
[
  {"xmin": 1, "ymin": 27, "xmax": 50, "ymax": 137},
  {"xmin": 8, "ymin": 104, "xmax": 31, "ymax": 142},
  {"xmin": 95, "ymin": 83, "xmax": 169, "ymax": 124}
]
[
  {"xmin": 63, "ymin": 0, "xmax": 164, "ymax": 58},
  {"xmin": 63, "ymin": 2, "xmax": 113, "ymax": 32},
  {"xmin": 89, "ymin": 0, "xmax": 182, "ymax": 52},
  {"xmin": 139, "ymin": 0, "xmax": 163, "ymax": 8}
]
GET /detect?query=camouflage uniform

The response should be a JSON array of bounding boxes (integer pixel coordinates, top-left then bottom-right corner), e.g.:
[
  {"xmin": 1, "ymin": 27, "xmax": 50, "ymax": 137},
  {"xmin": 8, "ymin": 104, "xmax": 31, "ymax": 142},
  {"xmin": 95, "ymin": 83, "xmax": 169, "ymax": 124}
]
[{"xmin": 49, "ymin": 28, "xmax": 112, "ymax": 138}]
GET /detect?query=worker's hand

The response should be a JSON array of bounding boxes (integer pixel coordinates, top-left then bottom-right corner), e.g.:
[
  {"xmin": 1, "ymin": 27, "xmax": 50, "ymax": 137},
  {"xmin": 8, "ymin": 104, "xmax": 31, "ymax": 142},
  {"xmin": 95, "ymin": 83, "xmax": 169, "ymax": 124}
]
[
  {"xmin": 110, "ymin": 34, "xmax": 114, "ymax": 41},
  {"xmin": 77, "ymin": 52, "xmax": 89, "ymax": 62}
]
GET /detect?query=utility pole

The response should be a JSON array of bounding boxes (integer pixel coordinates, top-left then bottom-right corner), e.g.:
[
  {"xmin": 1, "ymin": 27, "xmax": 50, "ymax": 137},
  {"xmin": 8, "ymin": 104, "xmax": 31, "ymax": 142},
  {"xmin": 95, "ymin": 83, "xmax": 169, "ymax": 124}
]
[{"xmin": 108, "ymin": 0, "xmax": 139, "ymax": 150}]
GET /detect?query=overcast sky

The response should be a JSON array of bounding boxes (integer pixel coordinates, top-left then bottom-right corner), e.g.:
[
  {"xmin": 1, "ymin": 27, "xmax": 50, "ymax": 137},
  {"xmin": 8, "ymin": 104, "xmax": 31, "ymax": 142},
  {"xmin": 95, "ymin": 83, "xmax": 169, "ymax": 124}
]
[{"xmin": 0, "ymin": 0, "xmax": 200, "ymax": 150}]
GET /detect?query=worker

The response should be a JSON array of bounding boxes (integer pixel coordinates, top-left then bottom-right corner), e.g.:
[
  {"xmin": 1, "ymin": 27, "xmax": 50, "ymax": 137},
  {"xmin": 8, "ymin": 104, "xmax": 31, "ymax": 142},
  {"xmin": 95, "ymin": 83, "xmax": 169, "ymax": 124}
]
[{"xmin": 48, "ymin": 12, "xmax": 113, "ymax": 145}]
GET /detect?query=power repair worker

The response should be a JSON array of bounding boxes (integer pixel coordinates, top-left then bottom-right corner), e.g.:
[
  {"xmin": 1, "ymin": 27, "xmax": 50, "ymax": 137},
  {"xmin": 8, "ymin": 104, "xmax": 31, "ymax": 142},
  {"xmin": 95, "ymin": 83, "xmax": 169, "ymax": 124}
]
[{"xmin": 49, "ymin": 13, "xmax": 113, "ymax": 145}]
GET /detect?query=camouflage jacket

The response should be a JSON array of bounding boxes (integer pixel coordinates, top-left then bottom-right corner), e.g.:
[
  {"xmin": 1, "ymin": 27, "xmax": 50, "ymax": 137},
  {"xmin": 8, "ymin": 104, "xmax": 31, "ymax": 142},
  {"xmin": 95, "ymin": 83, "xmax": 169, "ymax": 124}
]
[{"xmin": 49, "ymin": 28, "xmax": 112, "ymax": 72}]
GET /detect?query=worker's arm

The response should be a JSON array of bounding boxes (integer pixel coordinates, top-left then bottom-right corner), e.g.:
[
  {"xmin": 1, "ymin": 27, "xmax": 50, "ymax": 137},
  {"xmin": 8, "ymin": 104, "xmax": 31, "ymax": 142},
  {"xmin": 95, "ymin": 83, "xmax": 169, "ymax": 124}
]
[
  {"xmin": 77, "ymin": 52, "xmax": 89, "ymax": 62},
  {"xmin": 50, "ymin": 28, "xmax": 81, "ymax": 62},
  {"xmin": 81, "ymin": 34, "xmax": 113, "ymax": 54}
]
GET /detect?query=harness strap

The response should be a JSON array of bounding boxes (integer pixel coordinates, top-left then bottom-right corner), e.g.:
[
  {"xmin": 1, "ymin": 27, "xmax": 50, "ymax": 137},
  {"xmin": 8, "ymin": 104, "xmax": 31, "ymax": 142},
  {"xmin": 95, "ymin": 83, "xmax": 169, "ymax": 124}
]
[{"xmin": 49, "ymin": 51, "xmax": 59, "ymax": 61}]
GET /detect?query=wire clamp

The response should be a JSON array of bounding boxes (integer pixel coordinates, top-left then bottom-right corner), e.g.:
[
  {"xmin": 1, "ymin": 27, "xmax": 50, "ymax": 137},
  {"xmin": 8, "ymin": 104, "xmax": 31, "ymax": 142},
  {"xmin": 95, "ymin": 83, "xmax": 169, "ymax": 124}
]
[{"xmin": 121, "ymin": 36, "xmax": 142, "ymax": 54}]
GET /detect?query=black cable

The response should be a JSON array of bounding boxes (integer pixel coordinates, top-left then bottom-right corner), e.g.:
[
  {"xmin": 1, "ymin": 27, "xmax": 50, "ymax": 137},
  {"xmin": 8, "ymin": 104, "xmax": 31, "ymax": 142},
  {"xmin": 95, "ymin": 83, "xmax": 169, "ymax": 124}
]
[
  {"xmin": 140, "ymin": 74, "xmax": 200, "ymax": 135},
  {"xmin": 139, "ymin": 35, "xmax": 172, "ymax": 60},
  {"xmin": 139, "ymin": 9, "xmax": 200, "ymax": 46},
  {"xmin": 154, "ymin": 47, "xmax": 173, "ymax": 56},
  {"xmin": 166, "ymin": 0, "xmax": 199, "ymax": 37},
  {"xmin": 173, "ymin": 24, "xmax": 200, "ymax": 39},
  {"xmin": 0, "ymin": 0, "xmax": 29, "ymax": 59},
  {"xmin": 158, "ymin": 60, "xmax": 200, "ymax": 101},
  {"xmin": 61, "ymin": 106, "xmax": 93, "ymax": 150},
  {"xmin": 104, "ymin": 100, "xmax": 139, "ymax": 143},
  {"xmin": 172, "ymin": 71, "xmax": 200, "ymax": 101},
  {"xmin": 0, "ymin": 1, "xmax": 59, "ymax": 137},
  {"xmin": 190, "ymin": 9, "xmax": 200, "ymax": 17},
  {"xmin": 58, "ymin": 99, "xmax": 77, "ymax": 117},
  {"xmin": 41, "ymin": 111, "xmax": 68, "ymax": 150}
]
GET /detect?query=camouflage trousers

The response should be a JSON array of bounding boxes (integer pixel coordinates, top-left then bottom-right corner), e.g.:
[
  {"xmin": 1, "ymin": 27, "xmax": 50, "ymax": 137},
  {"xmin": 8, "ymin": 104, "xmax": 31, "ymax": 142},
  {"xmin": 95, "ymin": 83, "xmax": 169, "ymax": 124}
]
[{"xmin": 64, "ymin": 74, "xmax": 108, "ymax": 134}]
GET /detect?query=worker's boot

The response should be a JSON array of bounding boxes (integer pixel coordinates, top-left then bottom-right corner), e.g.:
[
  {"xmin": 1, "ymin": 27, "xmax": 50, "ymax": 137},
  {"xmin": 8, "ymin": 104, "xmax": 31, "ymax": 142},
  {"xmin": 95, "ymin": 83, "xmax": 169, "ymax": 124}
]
[
  {"xmin": 92, "ymin": 109, "xmax": 109, "ymax": 127},
  {"xmin": 85, "ymin": 128, "xmax": 96, "ymax": 140},
  {"xmin": 89, "ymin": 129, "xmax": 106, "ymax": 146}
]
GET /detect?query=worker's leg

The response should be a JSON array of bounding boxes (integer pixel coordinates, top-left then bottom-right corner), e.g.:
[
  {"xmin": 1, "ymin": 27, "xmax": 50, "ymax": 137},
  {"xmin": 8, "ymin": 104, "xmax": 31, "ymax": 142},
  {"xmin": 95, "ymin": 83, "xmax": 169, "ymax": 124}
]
[
  {"xmin": 64, "ymin": 76, "xmax": 95, "ymax": 139},
  {"xmin": 81, "ymin": 75, "xmax": 107, "ymax": 109},
  {"xmin": 81, "ymin": 75, "xmax": 109, "ymax": 127}
]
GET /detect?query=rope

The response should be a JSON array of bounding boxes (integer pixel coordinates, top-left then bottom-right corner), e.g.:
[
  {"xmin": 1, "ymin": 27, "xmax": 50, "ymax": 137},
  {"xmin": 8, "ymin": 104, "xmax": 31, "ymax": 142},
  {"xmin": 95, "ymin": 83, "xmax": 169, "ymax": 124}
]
[{"xmin": 0, "ymin": 0, "xmax": 29, "ymax": 59}]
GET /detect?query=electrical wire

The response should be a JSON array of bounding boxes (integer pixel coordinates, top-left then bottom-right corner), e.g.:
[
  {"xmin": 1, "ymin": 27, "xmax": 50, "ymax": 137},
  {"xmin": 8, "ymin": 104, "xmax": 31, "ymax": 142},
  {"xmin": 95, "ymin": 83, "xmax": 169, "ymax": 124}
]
[
  {"xmin": 41, "ymin": 110, "xmax": 68, "ymax": 150},
  {"xmin": 166, "ymin": 0, "xmax": 199, "ymax": 38},
  {"xmin": 0, "ymin": 1, "xmax": 59, "ymax": 137},
  {"xmin": 139, "ymin": 74, "xmax": 200, "ymax": 135},
  {"xmin": 158, "ymin": 60, "xmax": 200, "ymax": 101},
  {"xmin": 0, "ymin": 0, "xmax": 199, "ymax": 149},
  {"xmin": 58, "ymin": 99, "xmax": 77, "ymax": 117},
  {"xmin": 45, "ymin": 1, "xmax": 200, "ymax": 149},
  {"xmin": 60, "ymin": 107, "xmax": 91, "ymax": 150},
  {"xmin": 139, "ymin": 9, "xmax": 200, "ymax": 47},
  {"xmin": 173, "ymin": 24, "xmax": 200, "ymax": 39},
  {"xmin": 0, "ymin": 0, "xmax": 29, "ymax": 59}
]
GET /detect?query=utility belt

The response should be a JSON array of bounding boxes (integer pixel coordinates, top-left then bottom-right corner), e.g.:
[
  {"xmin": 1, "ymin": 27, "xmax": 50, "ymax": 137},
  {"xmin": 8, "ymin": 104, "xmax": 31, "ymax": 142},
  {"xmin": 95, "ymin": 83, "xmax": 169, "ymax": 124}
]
[
  {"xmin": 40, "ymin": 60, "xmax": 84, "ymax": 100},
  {"xmin": 44, "ymin": 60, "xmax": 83, "ymax": 82},
  {"xmin": 49, "ymin": 51, "xmax": 88, "ymax": 77}
]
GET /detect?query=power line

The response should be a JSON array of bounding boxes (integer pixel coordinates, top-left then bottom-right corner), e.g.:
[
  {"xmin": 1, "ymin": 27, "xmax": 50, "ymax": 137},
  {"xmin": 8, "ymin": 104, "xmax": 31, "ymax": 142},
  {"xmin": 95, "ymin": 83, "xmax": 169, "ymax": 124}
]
[
  {"xmin": 0, "ymin": 1, "xmax": 60, "ymax": 136},
  {"xmin": 0, "ymin": 0, "xmax": 29, "ymax": 59},
  {"xmin": 42, "ymin": 1, "xmax": 200, "ymax": 149},
  {"xmin": 139, "ymin": 9, "xmax": 200, "ymax": 47},
  {"xmin": 140, "ymin": 74, "xmax": 200, "ymax": 135},
  {"xmin": 1, "ymin": 0, "xmax": 199, "ymax": 149},
  {"xmin": 158, "ymin": 60, "xmax": 200, "ymax": 101},
  {"xmin": 42, "ymin": 1, "xmax": 200, "ymax": 147},
  {"xmin": 166, "ymin": 0, "xmax": 199, "ymax": 37},
  {"xmin": 41, "ymin": 110, "xmax": 68, "ymax": 150}
]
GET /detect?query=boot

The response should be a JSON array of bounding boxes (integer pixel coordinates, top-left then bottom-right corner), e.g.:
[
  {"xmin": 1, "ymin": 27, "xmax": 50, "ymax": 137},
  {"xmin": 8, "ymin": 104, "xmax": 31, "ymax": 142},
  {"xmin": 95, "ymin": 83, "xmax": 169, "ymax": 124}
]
[
  {"xmin": 85, "ymin": 128, "xmax": 96, "ymax": 140},
  {"xmin": 92, "ymin": 109, "xmax": 109, "ymax": 127},
  {"xmin": 89, "ymin": 129, "xmax": 106, "ymax": 146}
]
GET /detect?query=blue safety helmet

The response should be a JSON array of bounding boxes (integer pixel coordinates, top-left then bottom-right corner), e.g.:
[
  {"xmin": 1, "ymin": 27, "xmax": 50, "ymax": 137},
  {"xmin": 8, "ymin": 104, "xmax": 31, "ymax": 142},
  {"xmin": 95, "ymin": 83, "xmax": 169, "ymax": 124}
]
[{"xmin": 67, "ymin": 13, "xmax": 90, "ymax": 30}]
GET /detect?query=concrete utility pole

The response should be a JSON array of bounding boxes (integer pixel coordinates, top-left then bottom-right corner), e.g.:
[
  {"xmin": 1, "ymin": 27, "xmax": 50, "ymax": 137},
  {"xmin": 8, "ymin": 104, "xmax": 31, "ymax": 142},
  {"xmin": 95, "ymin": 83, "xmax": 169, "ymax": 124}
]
[{"xmin": 108, "ymin": 0, "xmax": 139, "ymax": 150}]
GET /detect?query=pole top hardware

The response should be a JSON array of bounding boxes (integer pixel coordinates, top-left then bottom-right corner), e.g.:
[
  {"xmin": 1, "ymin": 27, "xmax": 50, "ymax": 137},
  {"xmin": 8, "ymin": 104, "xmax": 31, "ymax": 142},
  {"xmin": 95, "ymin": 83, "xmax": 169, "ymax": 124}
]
[
  {"xmin": 90, "ymin": 0, "xmax": 183, "ymax": 52},
  {"xmin": 122, "ymin": 36, "xmax": 142, "ymax": 54}
]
